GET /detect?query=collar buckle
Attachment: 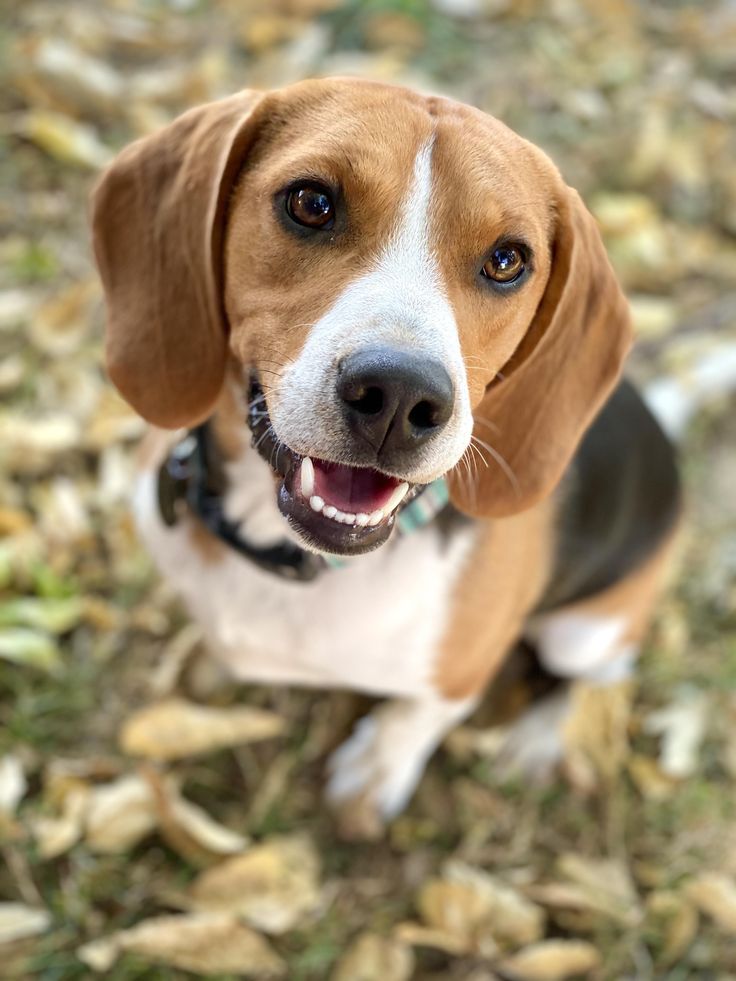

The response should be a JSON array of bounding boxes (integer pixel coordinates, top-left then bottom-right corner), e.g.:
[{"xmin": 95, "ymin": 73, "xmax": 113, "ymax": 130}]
[{"xmin": 157, "ymin": 433, "xmax": 198, "ymax": 527}]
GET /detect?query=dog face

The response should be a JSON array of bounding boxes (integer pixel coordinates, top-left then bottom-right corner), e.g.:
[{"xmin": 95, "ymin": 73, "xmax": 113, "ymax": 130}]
[{"xmin": 92, "ymin": 78, "xmax": 631, "ymax": 556}]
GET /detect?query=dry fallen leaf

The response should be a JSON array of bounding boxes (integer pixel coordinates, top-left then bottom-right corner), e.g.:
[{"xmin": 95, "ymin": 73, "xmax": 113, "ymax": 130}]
[
  {"xmin": 0, "ymin": 903, "xmax": 52, "ymax": 944},
  {"xmin": 18, "ymin": 109, "xmax": 113, "ymax": 169},
  {"xmin": 0, "ymin": 413, "xmax": 80, "ymax": 475},
  {"xmin": 646, "ymin": 890, "xmax": 698, "ymax": 965},
  {"xmin": 0, "ymin": 355, "xmax": 25, "ymax": 395},
  {"xmin": 409, "ymin": 861, "xmax": 544, "ymax": 958},
  {"xmin": 84, "ymin": 773, "xmax": 158, "ymax": 853},
  {"xmin": 145, "ymin": 768, "xmax": 249, "ymax": 866},
  {"xmin": 78, "ymin": 913, "xmax": 285, "ymax": 976},
  {"xmin": 0, "ymin": 597, "xmax": 84, "ymax": 634},
  {"xmin": 562, "ymin": 680, "xmax": 632, "ymax": 790},
  {"xmin": 82, "ymin": 388, "xmax": 146, "ymax": 450},
  {"xmin": 529, "ymin": 853, "xmax": 641, "ymax": 929},
  {"xmin": 0, "ymin": 289, "xmax": 37, "ymax": 331},
  {"xmin": 187, "ymin": 834, "xmax": 322, "ymax": 934},
  {"xmin": 331, "ymin": 932, "xmax": 414, "ymax": 981},
  {"xmin": 393, "ymin": 921, "xmax": 469, "ymax": 957},
  {"xmin": 626, "ymin": 753, "xmax": 678, "ymax": 801},
  {"xmin": 33, "ymin": 783, "xmax": 90, "ymax": 859},
  {"xmin": 34, "ymin": 766, "xmax": 249, "ymax": 863},
  {"xmin": 644, "ymin": 688, "xmax": 709, "ymax": 779},
  {"xmin": 119, "ymin": 697, "xmax": 285, "ymax": 761},
  {"xmin": 0, "ymin": 628, "xmax": 62, "ymax": 673},
  {"xmin": 685, "ymin": 872, "xmax": 736, "ymax": 933},
  {"xmin": 498, "ymin": 939, "xmax": 601, "ymax": 980},
  {"xmin": 18, "ymin": 37, "xmax": 126, "ymax": 116},
  {"xmin": 0, "ymin": 755, "xmax": 26, "ymax": 816},
  {"xmin": 29, "ymin": 279, "xmax": 100, "ymax": 356}
]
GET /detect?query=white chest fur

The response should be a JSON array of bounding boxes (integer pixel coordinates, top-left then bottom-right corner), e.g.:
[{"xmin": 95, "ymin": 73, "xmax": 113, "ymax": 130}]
[{"xmin": 134, "ymin": 444, "xmax": 476, "ymax": 701}]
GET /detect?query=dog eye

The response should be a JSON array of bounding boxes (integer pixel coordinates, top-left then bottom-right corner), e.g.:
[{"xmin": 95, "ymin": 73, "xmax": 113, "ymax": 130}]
[
  {"xmin": 285, "ymin": 183, "xmax": 335, "ymax": 229},
  {"xmin": 481, "ymin": 245, "xmax": 526, "ymax": 284}
]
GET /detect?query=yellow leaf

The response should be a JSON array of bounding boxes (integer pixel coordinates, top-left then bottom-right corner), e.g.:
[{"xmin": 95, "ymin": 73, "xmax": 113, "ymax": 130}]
[
  {"xmin": 19, "ymin": 110, "xmax": 112, "ymax": 169},
  {"xmin": 0, "ymin": 628, "xmax": 62, "ymax": 673},
  {"xmin": 562, "ymin": 680, "xmax": 632, "ymax": 788},
  {"xmin": 78, "ymin": 913, "xmax": 285, "ymax": 976},
  {"xmin": 0, "ymin": 903, "xmax": 52, "ymax": 944},
  {"xmin": 646, "ymin": 891, "xmax": 698, "ymax": 965},
  {"xmin": 331, "ymin": 932, "xmax": 414, "ymax": 981},
  {"xmin": 187, "ymin": 834, "xmax": 321, "ymax": 934},
  {"xmin": 498, "ymin": 940, "xmax": 601, "ymax": 980},
  {"xmin": 686, "ymin": 872, "xmax": 736, "ymax": 933},
  {"xmin": 30, "ymin": 279, "xmax": 100, "ymax": 356},
  {"xmin": 84, "ymin": 774, "xmax": 157, "ymax": 853},
  {"xmin": 33, "ymin": 784, "xmax": 90, "ymax": 859},
  {"xmin": 119, "ymin": 697, "xmax": 285, "ymax": 761},
  {"xmin": 392, "ymin": 921, "xmax": 469, "ymax": 957},
  {"xmin": 0, "ymin": 755, "xmax": 26, "ymax": 816},
  {"xmin": 145, "ymin": 768, "xmax": 249, "ymax": 867},
  {"xmin": 529, "ymin": 853, "xmax": 641, "ymax": 928},
  {"xmin": 416, "ymin": 862, "xmax": 544, "ymax": 956}
]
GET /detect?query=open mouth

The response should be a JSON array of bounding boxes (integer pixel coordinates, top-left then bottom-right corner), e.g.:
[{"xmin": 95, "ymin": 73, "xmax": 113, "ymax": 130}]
[{"xmin": 248, "ymin": 380, "xmax": 421, "ymax": 556}]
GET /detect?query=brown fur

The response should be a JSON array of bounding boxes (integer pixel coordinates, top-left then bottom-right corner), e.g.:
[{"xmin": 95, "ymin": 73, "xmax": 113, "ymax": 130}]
[
  {"xmin": 552, "ymin": 525, "xmax": 682, "ymax": 647},
  {"xmin": 435, "ymin": 498, "xmax": 557, "ymax": 699},
  {"xmin": 92, "ymin": 78, "xmax": 630, "ymax": 521},
  {"xmin": 97, "ymin": 78, "xmax": 650, "ymax": 725}
]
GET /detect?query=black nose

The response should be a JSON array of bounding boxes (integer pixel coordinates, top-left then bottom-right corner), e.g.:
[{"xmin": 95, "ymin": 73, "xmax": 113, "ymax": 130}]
[{"xmin": 337, "ymin": 347, "xmax": 454, "ymax": 461}]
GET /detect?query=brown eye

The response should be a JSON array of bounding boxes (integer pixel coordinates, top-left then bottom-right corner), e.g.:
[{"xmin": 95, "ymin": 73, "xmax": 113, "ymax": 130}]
[
  {"xmin": 285, "ymin": 183, "xmax": 335, "ymax": 229},
  {"xmin": 481, "ymin": 245, "xmax": 526, "ymax": 284}
]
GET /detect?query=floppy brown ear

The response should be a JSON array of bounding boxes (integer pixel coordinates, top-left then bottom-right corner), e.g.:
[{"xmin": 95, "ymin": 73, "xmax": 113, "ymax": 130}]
[
  {"xmin": 449, "ymin": 187, "xmax": 632, "ymax": 518},
  {"xmin": 91, "ymin": 90, "xmax": 265, "ymax": 428}
]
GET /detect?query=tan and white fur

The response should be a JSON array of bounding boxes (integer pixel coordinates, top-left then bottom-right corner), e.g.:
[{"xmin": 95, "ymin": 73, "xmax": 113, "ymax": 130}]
[{"xmin": 92, "ymin": 78, "xmax": 681, "ymax": 837}]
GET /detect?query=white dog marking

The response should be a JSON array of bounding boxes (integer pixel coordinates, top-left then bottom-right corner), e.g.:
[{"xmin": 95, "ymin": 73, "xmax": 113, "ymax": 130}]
[{"xmin": 271, "ymin": 139, "xmax": 473, "ymax": 485}]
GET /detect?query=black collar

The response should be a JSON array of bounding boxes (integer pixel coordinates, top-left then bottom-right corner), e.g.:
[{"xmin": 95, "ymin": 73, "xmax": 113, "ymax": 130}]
[{"xmin": 157, "ymin": 424, "xmax": 326, "ymax": 582}]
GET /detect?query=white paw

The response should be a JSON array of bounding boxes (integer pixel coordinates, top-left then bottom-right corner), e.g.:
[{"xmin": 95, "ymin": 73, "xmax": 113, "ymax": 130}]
[
  {"xmin": 325, "ymin": 714, "xmax": 426, "ymax": 823},
  {"xmin": 494, "ymin": 689, "xmax": 570, "ymax": 784}
]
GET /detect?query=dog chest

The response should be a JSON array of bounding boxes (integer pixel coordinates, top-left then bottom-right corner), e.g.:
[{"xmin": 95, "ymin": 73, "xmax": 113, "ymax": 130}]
[{"xmin": 134, "ymin": 468, "xmax": 475, "ymax": 700}]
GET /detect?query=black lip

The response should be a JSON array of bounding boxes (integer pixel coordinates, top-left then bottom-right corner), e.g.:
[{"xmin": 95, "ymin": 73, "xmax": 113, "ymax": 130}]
[
  {"xmin": 247, "ymin": 378, "xmax": 404, "ymax": 557},
  {"xmin": 278, "ymin": 474, "xmax": 394, "ymax": 557}
]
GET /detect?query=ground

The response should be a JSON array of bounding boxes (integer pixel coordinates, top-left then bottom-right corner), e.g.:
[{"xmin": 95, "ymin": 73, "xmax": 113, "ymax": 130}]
[{"xmin": 1, "ymin": 1, "xmax": 736, "ymax": 978}]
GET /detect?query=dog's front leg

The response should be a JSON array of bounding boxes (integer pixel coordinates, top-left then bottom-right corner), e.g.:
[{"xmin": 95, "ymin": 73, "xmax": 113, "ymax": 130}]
[{"xmin": 324, "ymin": 693, "xmax": 476, "ymax": 839}]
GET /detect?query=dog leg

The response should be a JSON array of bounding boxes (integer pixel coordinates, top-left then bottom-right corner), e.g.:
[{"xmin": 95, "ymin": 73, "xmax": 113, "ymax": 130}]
[
  {"xmin": 494, "ymin": 649, "xmax": 636, "ymax": 783},
  {"xmin": 497, "ymin": 535, "xmax": 677, "ymax": 784},
  {"xmin": 325, "ymin": 694, "xmax": 476, "ymax": 839}
]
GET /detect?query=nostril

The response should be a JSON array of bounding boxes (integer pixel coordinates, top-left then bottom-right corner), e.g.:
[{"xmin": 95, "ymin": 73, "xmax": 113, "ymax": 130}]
[
  {"xmin": 346, "ymin": 385, "xmax": 384, "ymax": 416},
  {"xmin": 408, "ymin": 399, "xmax": 438, "ymax": 431}
]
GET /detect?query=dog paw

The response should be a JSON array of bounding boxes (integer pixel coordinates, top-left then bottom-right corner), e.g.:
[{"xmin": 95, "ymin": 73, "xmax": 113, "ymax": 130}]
[
  {"xmin": 493, "ymin": 689, "xmax": 570, "ymax": 784},
  {"xmin": 325, "ymin": 715, "xmax": 424, "ymax": 839}
]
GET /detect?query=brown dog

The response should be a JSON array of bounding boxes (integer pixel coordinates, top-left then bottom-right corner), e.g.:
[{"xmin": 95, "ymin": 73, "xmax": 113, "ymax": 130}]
[{"xmin": 92, "ymin": 78, "xmax": 680, "ymax": 836}]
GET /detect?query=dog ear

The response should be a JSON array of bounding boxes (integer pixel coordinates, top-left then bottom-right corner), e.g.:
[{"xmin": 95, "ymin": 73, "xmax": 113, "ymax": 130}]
[
  {"xmin": 448, "ymin": 187, "xmax": 632, "ymax": 518},
  {"xmin": 91, "ymin": 90, "xmax": 266, "ymax": 428}
]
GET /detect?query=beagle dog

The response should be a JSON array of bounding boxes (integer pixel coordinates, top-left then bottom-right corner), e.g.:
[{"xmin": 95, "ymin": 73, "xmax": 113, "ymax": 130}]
[{"xmin": 91, "ymin": 78, "xmax": 681, "ymax": 835}]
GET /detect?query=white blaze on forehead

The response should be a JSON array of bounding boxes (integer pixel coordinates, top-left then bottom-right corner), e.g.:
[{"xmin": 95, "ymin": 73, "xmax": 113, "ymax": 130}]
[
  {"xmin": 385, "ymin": 138, "xmax": 436, "ymax": 278},
  {"xmin": 271, "ymin": 136, "xmax": 473, "ymax": 485}
]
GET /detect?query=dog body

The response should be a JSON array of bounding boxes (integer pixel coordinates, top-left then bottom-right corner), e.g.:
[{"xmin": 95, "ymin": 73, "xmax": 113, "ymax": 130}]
[{"xmin": 92, "ymin": 78, "xmax": 681, "ymax": 832}]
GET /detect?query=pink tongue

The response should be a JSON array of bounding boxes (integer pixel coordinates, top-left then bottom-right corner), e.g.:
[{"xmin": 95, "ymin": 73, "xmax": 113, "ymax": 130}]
[{"xmin": 313, "ymin": 460, "xmax": 399, "ymax": 513}]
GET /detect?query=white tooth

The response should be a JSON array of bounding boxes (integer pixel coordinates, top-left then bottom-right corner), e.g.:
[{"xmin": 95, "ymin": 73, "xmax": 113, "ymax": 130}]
[
  {"xmin": 336, "ymin": 511, "xmax": 348, "ymax": 523},
  {"xmin": 323, "ymin": 505, "xmax": 337, "ymax": 519},
  {"xmin": 386, "ymin": 481, "xmax": 410, "ymax": 514},
  {"xmin": 368, "ymin": 510, "xmax": 384, "ymax": 526},
  {"xmin": 344, "ymin": 513, "xmax": 356, "ymax": 525},
  {"xmin": 356, "ymin": 513, "xmax": 369, "ymax": 527},
  {"xmin": 309, "ymin": 495, "xmax": 324, "ymax": 513},
  {"xmin": 300, "ymin": 457, "xmax": 314, "ymax": 498}
]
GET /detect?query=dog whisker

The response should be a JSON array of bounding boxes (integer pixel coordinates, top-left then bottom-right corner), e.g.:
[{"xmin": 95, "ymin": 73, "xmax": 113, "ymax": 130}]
[
  {"xmin": 470, "ymin": 434, "xmax": 519, "ymax": 494},
  {"xmin": 473, "ymin": 415, "xmax": 501, "ymax": 435}
]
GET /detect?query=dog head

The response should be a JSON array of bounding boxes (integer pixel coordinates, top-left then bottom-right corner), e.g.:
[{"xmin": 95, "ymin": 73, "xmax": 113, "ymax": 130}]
[{"xmin": 92, "ymin": 78, "xmax": 631, "ymax": 556}]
